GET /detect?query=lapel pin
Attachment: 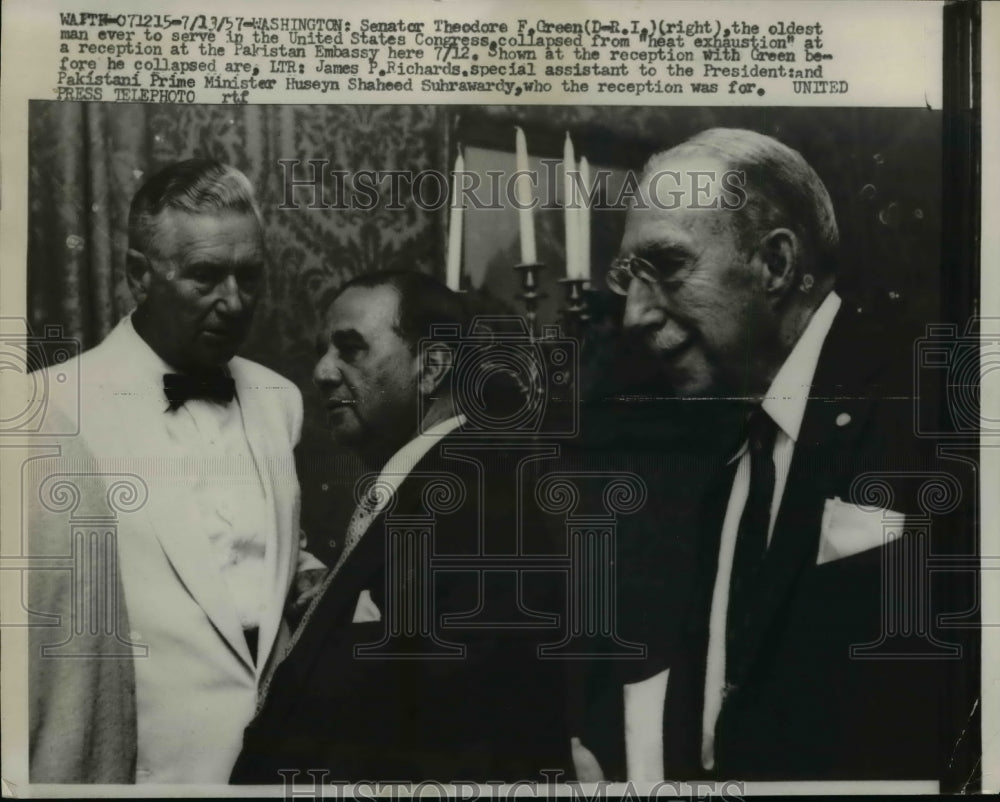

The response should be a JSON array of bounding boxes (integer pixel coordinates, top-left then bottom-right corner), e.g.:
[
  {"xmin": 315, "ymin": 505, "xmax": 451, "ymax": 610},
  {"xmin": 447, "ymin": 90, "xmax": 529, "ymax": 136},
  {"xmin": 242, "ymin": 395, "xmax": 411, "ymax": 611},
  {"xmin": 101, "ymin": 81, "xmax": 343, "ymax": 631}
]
[{"xmin": 835, "ymin": 412, "xmax": 852, "ymax": 427}]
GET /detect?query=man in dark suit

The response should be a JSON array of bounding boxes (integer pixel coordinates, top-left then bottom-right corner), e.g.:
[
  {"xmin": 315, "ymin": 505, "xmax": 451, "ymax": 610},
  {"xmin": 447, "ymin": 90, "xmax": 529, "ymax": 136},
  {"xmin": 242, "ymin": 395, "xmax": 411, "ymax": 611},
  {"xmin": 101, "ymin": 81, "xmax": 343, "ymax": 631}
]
[
  {"xmin": 232, "ymin": 270, "xmax": 571, "ymax": 783},
  {"xmin": 588, "ymin": 128, "xmax": 974, "ymax": 782}
]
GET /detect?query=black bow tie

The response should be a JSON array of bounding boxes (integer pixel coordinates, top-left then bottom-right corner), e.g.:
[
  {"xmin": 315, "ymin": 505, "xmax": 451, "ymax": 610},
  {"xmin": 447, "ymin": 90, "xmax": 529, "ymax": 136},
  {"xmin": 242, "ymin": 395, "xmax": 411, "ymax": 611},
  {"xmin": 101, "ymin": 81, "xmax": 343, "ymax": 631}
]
[{"xmin": 163, "ymin": 372, "xmax": 235, "ymax": 410}]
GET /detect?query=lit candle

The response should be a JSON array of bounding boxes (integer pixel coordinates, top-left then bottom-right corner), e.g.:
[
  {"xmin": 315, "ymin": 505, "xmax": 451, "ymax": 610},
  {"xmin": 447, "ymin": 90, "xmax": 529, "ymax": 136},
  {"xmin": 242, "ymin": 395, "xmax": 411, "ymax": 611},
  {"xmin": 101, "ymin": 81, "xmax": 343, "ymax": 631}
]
[
  {"xmin": 563, "ymin": 132, "xmax": 579, "ymax": 279},
  {"xmin": 446, "ymin": 150, "xmax": 464, "ymax": 291},
  {"xmin": 579, "ymin": 155, "xmax": 591, "ymax": 283},
  {"xmin": 514, "ymin": 127, "xmax": 537, "ymax": 264}
]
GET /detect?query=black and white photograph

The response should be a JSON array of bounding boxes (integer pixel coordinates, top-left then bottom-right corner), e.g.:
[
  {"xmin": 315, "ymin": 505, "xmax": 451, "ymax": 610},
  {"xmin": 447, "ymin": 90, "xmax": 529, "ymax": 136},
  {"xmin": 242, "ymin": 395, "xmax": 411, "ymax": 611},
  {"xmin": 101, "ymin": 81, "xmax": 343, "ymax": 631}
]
[{"xmin": 0, "ymin": 0, "xmax": 993, "ymax": 796}]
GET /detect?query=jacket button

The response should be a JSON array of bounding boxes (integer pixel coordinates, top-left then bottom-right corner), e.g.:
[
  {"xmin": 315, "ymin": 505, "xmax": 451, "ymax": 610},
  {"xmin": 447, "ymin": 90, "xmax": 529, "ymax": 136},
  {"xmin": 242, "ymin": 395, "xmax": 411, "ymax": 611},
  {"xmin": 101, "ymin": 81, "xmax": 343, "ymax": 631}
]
[{"xmin": 835, "ymin": 412, "xmax": 852, "ymax": 427}]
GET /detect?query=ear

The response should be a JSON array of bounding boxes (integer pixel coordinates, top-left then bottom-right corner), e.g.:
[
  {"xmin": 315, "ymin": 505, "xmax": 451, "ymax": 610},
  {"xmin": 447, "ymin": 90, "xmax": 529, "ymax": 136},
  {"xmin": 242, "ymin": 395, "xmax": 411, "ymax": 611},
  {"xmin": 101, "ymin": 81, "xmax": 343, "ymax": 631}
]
[
  {"xmin": 126, "ymin": 249, "xmax": 153, "ymax": 305},
  {"xmin": 753, "ymin": 228, "xmax": 799, "ymax": 302},
  {"xmin": 417, "ymin": 343, "xmax": 453, "ymax": 396}
]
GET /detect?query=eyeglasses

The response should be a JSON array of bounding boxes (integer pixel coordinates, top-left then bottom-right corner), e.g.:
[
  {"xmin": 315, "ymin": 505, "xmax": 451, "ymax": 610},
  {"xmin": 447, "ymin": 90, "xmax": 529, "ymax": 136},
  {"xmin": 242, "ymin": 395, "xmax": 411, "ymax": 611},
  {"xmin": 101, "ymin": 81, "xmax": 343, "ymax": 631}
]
[{"xmin": 606, "ymin": 254, "xmax": 665, "ymax": 296}]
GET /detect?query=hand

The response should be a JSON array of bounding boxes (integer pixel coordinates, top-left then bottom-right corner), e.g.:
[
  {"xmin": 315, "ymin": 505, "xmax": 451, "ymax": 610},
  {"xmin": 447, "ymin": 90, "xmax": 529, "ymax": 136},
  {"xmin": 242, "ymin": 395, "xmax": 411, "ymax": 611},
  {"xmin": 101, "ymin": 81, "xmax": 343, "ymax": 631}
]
[
  {"xmin": 571, "ymin": 736, "xmax": 604, "ymax": 782},
  {"xmin": 285, "ymin": 567, "xmax": 328, "ymax": 624}
]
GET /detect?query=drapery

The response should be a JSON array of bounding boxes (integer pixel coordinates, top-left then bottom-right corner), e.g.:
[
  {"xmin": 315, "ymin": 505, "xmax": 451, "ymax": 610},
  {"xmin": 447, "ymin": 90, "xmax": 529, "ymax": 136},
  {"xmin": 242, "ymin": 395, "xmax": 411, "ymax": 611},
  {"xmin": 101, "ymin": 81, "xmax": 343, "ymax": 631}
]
[
  {"xmin": 28, "ymin": 103, "xmax": 450, "ymax": 385},
  {"xmin": 28, "ymin": 102, "xmax": 450, "ymax": 558},
  {"xmin": 27, "ymin": 102, "xmax": 945, "ymax": 559}
]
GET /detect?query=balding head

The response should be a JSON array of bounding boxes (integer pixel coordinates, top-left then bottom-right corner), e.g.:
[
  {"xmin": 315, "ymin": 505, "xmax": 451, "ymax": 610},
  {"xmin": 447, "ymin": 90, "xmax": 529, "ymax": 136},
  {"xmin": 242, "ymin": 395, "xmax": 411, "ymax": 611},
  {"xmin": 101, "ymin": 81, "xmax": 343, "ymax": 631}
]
[
  {"xmin": 644, "ymin": 128, "xmax": 839, "ymax": 278},
  {"xmin": 613, "ymin": 128, "xmax": 839, "ymax": 398}
]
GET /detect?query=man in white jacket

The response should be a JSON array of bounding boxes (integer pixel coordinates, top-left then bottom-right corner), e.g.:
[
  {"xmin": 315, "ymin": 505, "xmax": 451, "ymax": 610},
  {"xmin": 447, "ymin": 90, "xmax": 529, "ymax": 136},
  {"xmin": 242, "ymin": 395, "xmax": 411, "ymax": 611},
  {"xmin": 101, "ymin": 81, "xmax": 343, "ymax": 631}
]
[{"xmin": 29, "ymin": 159, "xmax": 321, "ymax": 783}]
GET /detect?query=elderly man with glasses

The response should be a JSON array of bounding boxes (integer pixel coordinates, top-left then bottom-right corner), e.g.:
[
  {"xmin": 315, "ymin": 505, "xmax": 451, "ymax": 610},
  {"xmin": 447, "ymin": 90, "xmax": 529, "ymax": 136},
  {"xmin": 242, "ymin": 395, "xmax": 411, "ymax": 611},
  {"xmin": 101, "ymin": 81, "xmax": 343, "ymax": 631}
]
[{"xmin": 578, "ymin": 128, "xmax": 972, "ymax": 784}]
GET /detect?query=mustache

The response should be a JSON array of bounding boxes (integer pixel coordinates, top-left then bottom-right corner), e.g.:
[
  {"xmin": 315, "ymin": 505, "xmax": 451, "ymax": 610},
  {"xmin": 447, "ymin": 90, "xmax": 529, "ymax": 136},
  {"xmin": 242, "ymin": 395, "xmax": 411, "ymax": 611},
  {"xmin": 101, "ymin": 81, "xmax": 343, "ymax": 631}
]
[{"xmin": 622, "ymin": 319, "xmax": 691, "ymax": 355}]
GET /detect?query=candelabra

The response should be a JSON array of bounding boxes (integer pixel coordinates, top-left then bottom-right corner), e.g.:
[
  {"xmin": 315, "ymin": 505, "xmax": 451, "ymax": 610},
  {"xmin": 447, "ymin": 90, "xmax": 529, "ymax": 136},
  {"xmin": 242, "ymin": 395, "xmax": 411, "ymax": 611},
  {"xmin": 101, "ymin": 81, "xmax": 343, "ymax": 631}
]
[
  {"xmin": 558, "ymin": 278, "xmax": 590, "ymax": 338},
  {"xmin": 510, "ymin": 262, "xmax": 598, "ymax": 342},
  {"xmin": 513, "ymin": 261, "xmax": 545, "ymax": 336},
  {"xmin": 583, "ymin": 285, "xmax": 601, "ymax": 333}
]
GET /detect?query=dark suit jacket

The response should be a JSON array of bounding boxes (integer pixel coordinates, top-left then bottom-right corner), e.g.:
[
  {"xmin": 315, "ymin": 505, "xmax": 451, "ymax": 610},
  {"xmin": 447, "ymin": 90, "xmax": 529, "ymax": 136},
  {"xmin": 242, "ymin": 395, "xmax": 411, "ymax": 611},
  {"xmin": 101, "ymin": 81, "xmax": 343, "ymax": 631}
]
[
  {"xmin": 583, "ymin": 306, "xmax": 977, "ymax": 783},
  {"xmin": 232, "ymin": 431, "xmax": 572, "ymax": 783},
  {"xmin": 569, "ymin": 391, "xmax": 747, "ymax": 779}
]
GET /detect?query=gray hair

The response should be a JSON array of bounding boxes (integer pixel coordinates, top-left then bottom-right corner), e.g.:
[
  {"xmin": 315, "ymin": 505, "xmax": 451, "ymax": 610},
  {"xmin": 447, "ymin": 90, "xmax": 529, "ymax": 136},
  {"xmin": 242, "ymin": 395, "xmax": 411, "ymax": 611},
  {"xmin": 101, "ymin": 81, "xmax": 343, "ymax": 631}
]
[
  {"xmin": 127, "ymin": 159, "xmax": 262, "ymax": 258},
  {"xmin": 647, "ymin": 128, "xmax": 839, "ymax": 275}
]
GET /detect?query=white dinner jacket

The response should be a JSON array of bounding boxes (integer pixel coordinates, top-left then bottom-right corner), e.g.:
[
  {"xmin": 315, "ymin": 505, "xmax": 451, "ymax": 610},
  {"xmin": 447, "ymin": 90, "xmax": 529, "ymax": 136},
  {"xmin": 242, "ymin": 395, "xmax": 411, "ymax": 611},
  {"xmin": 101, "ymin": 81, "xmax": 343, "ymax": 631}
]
[{"xmin": 41, "ymin": 317, "xmax": 303, "ymax": 782}]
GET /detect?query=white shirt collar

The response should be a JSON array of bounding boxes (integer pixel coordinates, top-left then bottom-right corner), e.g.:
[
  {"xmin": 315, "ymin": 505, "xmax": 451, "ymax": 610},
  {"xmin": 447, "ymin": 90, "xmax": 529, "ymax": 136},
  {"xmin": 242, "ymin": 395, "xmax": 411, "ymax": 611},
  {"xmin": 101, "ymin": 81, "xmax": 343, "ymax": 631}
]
[
  {"xmin": 367, "ymin": 414, "xmax": 467, "ymax": 511},
  {"xmin": 118, "ymin": 314, "xmax": 237, "ymax": 408},
  {"xmin": 761, "ymin": 290, "xmax": 841, "ymax": 443}
]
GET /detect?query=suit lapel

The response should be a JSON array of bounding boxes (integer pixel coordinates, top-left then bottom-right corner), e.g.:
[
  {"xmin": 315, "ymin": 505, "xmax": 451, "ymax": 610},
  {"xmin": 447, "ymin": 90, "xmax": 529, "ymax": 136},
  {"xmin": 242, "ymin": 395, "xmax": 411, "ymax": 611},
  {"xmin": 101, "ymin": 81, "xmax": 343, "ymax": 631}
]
[
  {"xmin": 258, "ymin": 488, "xmax": 394, "ymax": 702},
  {"xmin": 229, "ymin": 362, "xmax": 287, "ymax": 676},
  {"xmin": 304, "ymin": 449, "xmax": 435, "ymax": 635},
  {"xmin": 320, "ymin": 506, "xmax": 391, "ymax": 626},
  {"xmin": 309, "ymin": 432, "xmax": 460, "ymax": 626},
  {"xmin": 259, "ymin": 440, "xmax": 450, "ymax": 700},
  {"xmin": 98, "ymin": 328, "xmax": 254, "ymax": 670},
  {"xmin": 726, "ymin": 307, "xmax": 891, "ymax": 689}
]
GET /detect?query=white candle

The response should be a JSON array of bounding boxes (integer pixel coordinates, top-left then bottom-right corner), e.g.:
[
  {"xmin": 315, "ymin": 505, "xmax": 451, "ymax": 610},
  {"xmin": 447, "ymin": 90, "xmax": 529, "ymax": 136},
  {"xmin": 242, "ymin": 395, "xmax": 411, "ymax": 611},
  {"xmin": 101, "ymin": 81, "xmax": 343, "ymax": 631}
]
[
  {"xmin": 563, "ymin": 132, "xmax": 579, "ymax": 279},
  {"xmin": 514, "ymin": 127, "xmax": 537, "ymax": 264},
  {"xmin": 579, "ymin": 155, "xmax": 591, "ymax": 283},
  {"xmin": 446, "ymin": 150, "xmax": 464, "ymax": 291}
]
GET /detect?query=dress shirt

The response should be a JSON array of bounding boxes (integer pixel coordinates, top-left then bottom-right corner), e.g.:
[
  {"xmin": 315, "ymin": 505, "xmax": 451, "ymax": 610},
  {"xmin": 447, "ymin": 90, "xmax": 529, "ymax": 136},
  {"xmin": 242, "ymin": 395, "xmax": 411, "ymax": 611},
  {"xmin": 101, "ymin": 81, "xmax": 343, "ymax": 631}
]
[
  {"xmin": 119, "ymin": 316, "xmax": 270, "ymax": 629},
  {"xmin": 700, "ymin": 290, "xmax": 841, "ymax": 770},
  {"xmin": 621, "ymin": 291, "xmax": 842, "ymax": 780}
]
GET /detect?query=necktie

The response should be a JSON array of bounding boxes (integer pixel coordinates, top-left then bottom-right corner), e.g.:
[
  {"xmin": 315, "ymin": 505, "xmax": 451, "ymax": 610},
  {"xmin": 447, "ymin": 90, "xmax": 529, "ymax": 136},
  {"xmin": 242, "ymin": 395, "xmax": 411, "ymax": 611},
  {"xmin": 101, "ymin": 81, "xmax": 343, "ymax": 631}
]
[
  {"xmin": 163, "ymin": 371, "xmax": 235, "ymax": 410},
  {"xmin": 329, "ymin": 480, "xmax": 385, "ymax": 578},
  {"xmin": 725, "ymin": 407, "xmax": 778, "ymax": 687}
]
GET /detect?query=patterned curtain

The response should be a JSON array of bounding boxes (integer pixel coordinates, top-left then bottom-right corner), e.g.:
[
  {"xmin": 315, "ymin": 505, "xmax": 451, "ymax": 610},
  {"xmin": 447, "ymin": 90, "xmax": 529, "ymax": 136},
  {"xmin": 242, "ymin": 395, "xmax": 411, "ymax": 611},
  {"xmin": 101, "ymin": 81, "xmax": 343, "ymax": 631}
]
[
  {"xmin": 27, "ymin": 103, "xmax": 944, "ymax": 558},
  {"xmin": 28, "ymin": 102, "xmax": 451, "ymax": 559},
  {"xmin": 28, "ymin": 102, "xmax": 450, "ymax": 378},
  {"xmin": 28, "ymin": 102, "xmax": 943, "ymax": 381}
]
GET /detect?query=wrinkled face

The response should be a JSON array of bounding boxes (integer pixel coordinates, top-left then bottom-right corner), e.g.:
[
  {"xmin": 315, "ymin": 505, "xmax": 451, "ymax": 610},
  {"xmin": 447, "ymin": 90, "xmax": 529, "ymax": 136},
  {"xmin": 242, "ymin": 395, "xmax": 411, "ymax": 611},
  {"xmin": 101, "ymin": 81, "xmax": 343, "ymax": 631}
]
[
  {"xmin": 313, "ymin": 284, "xmax": 421, "ymax": 460},
  {"xmin": 618, "ymin": 154, "xmax": 771, "ymax": 397},
  {"xmin": 131, "ymin": 210, "xmax": 264, "ymax": 371}
]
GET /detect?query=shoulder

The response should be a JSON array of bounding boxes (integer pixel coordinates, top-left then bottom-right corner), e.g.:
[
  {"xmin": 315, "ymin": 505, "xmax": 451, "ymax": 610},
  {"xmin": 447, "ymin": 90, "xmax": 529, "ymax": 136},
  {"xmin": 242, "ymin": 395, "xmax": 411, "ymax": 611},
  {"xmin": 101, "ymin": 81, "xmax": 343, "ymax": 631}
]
[
  {"xmin": 814, "ymin": 305, "xmax": 918, "ymax": 396},
  {"xmin": 230, "ymin": 356, "xmax": 301, "ymax": 394},
  {"xmin": 40, "ymin": 318, "xmax": 135, "ymax": 389},
  {"xmin": 33, "ymin": 332, "xmax": 118, "ymax": 425},
  {"xmin": 231, "ymin": 357, "xmax": 303, "ymax": 441},
  {"xmin": 810, "ymin": 308, "xmax": 943, "ymax": 501}
]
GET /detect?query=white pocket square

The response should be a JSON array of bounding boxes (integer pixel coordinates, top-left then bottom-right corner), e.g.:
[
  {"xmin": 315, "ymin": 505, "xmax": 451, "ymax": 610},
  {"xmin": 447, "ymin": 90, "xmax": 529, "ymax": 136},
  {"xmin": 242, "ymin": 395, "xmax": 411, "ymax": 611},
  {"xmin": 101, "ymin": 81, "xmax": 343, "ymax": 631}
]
[
  {"xmin": 352, "ymin": 589, "xmax": 382, "ymax": 623},
  {"xmin": 816, "ymin": 497, "xmax": 906, "ymax": 565}
]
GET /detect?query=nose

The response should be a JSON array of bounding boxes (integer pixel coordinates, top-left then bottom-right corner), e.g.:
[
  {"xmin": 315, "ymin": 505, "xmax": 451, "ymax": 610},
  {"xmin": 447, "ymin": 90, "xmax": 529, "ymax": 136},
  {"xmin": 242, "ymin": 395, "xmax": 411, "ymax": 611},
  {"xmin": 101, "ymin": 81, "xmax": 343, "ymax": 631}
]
[
  {"xmin": 216, "ymin": 274, "xmax": 245, "ymax": 315},
  {"xmin": 622, "ymin": 278, "xmax": 665, "ymax": 331},
  {"xmin": 313, "ymin": 349, "xmax": 343, "ymax": 390}
]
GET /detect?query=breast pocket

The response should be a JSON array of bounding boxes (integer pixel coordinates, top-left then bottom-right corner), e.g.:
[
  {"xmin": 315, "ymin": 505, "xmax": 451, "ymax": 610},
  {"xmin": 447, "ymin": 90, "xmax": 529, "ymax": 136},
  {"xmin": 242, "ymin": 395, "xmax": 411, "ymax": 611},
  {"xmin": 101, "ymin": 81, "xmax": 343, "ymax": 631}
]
[{"xmin": 816, "ymin": 496, "xmax": 906, "ymax": 566}]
